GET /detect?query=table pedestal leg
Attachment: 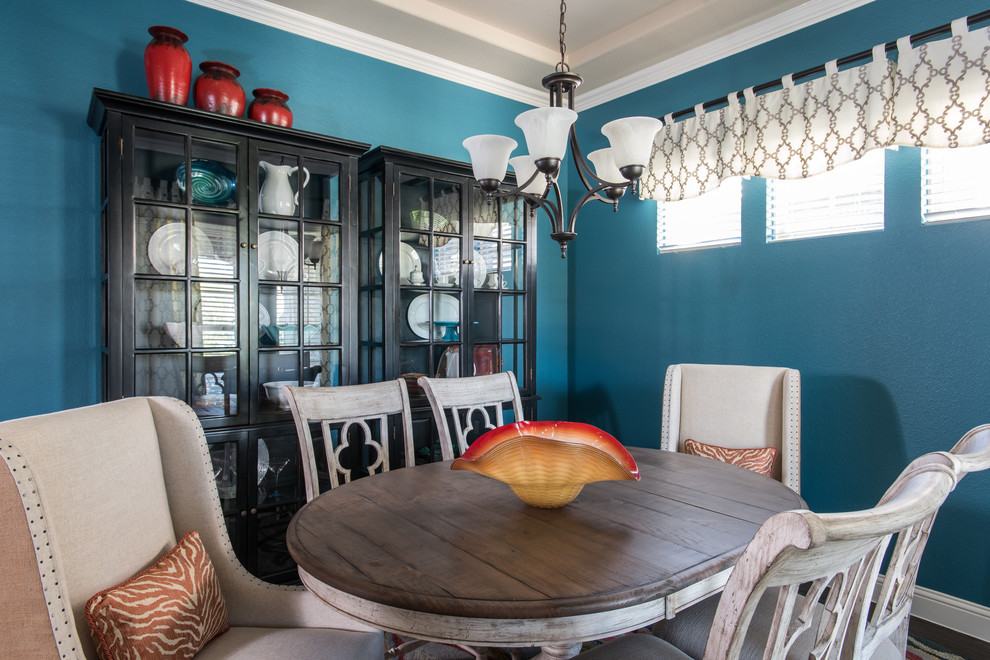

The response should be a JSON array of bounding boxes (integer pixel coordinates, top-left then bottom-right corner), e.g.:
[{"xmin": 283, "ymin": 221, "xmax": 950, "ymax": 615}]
[{"xmin": 535, "ymin": 642, "xmax": 583, "ymax": 659}]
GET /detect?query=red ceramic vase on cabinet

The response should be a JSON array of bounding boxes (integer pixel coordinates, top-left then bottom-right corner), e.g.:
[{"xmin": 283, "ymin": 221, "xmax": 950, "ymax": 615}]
[
  {"xmin": 194, "ymin": 61, "xmax": 246, "ymax": 117},
  {"xmin": 248, "ymin": 88, "xmax": 293, "ymax": 127},
  {"xmin": 144, "ymin": 26, "xmax": 191, "ymax": 105}
]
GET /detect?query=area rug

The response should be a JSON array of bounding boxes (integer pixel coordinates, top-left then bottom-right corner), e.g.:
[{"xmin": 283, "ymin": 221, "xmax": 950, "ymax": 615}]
[{"xmin": 906, "ymin": 634, "xmax": 967, "ymax": 660}]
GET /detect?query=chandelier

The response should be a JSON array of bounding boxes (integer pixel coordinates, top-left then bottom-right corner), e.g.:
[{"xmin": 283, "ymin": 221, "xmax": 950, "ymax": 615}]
[{"xmin": 462, "ymin": 1, "xmax": 662, "ymax": 258}]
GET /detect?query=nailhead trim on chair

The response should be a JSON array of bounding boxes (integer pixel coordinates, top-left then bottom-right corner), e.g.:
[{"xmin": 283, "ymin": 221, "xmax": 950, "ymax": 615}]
[{"xmin": 0, "ymin": 441, "xmax": 81, "ymax": 659}]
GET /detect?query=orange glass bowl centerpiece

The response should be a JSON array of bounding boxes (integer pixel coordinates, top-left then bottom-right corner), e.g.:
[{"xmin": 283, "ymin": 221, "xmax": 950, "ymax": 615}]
[{"xmin": 451, "ymin": 421, "xmax": 640, "ymax": 508}]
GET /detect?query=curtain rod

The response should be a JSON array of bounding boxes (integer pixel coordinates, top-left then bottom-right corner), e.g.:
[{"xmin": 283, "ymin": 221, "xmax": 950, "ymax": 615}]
[{"xmin": 665, "ymin": 9, "xmax": 990, "ymax": 123}]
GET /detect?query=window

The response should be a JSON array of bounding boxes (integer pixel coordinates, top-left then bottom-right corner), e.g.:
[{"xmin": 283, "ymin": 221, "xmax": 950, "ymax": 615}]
[
  {"xmin": 922, "ymin": 143, "xmax": 990, "ymax": 224},
  {"xmin": 766, "ymin": 149, "xmax": 885, "ymax": 242},
  {"xmin": 657, "ymin": 177, "xmax": 742, "ymax": 253}
]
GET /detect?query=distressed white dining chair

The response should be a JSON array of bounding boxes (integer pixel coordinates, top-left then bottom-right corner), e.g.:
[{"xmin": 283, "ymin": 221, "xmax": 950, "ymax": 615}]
[
  {"xmin": 848, "ymin": 423, "xmax": 990, "ymax": 658},
  {"xmin": 0, "ymin": 397, "xmax": 382, "ymax": 660},
  {"xmin": 284, "ymin": 380, "xmax": 415, "ymax": 498},
  {"xmin": 661, "ymin": 363, "xmax": 801, "ymax": 493},
  {"xmin": 649, "ymin": 458, "xmax": 958, "ymax": 660},
  {"xmin": 418, "ymin": 371, "xmax": 524, "ymax": 460}
]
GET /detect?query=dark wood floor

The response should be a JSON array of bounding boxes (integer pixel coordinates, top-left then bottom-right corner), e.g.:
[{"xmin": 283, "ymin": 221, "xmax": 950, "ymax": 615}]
[{"xmin": 910, "ymin": 616, "xmax": 990, "ymax": 659}]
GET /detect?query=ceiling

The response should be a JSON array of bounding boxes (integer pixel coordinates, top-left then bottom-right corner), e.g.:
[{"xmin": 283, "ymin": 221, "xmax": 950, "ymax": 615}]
[{"xmin": 194, "ymin": 0, "xmax": 875, "ymax": 108}]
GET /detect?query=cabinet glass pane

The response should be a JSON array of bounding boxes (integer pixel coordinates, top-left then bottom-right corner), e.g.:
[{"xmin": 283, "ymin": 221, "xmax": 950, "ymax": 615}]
[
  {"xmin": 401, "ymin": 291, "xmax": 429, "ymax": 343},
  {"xmin": 257, "ymin": 433, "xmax": 299, "ymax": 504},
  {"xmin": 362, "ymin": 231, "xmax": 383, "ymax": 286},
  {"xmin": 303, "ymin": 223, "xmax": 340, "ymax": 284},
  {"xmin": 472, "ymin": 291, "xmax": 498, "ymax": 342},
  {"xmin": 371, "ymin": 289, "xmax": 384, "ymax": 342},
  {"xmin": 503, "ymin": 197, "xmax": 527, "ymax": 240},
  {"xmin": 189, "ymin": 139, "xmax": 238, "ymax": 209},
  {"xmin": 135, "ymin": 353, "xmax": 185, "ymax": 397},
  {"xmin": 433, "ymin": 180, "xmax": 462, "ymax": 233},
  {"xmin": 474, "ymin": 344, "xmax": 501, "ymax": 376},
  {"xmin": 505, "ymin": 243, "xmax": 525, "ymax": 290},
  {"xmin": 136, "ymin": 279, "xmax": 185, "ymax": 349},
  {"xmin": 306, "ymin": 349, "xmax": 340, "ymax": 387},
  {"xmin": 434, "ymin": 345, "xmax": 461, "ymax": 378},
  {"xmin": 193, "ymin": 352, "xmax": 238, "ymax": 417},
  {"xmin": 474, "ymin": 239, "xmax": 499, "ymax": 290},
  {"xmin": 258, "ymin": 151, "xmax": 305, "ymax": 217},
  {"xmin": 209, "ymin": 441, "xmax": 239, "ymax": 509},
  {"xmin": 399, "ymin": 231, "xmax": 429, "ymax": 285},
  {"xmin": 192, "ymin": 282, "xmax": 237, "ymax": 348},
  {"xmin": 259, "ymin": 285, "xmax": 298, "ymax": 346},
  {"xmin": 259, "ymin": 351, "xmax": 299, "ymax": 412},
  {"xmin": 360, "ymin": 345, "xmax": 385, "ymax": 382},
  {"xmin": 502, "ymin": 344, "xmax": 525, "ymax": 387},
  {"xmin": 137, "ymin": 210, "xmax": 190, "ymax": 276},
  {"xmin": 400, "ymin": 345, "xmax": 430, "ymax": 376},
  {"xmin": 501, "ymin": 294, "xmax": 526, "ymax": 340},
  {"xmin": 473, "ymin": 192, "xmax": 498, "ymax": 238},
  {"xmin": 194, "ymin": 211, "xmax": 238, "ymax": 278},
  {"xmin": 134, "ymin": 128, "xmax": 185, "ymax": 203},
  {"xmin": 432, "ymin": 237, "xmax": 461, "ymax": 287},
  {"xmin": 300, "ymin": 159, "xmax": 340, "ymax": 220},
  {"xmin": 303, "ymin": 287, "xmax": 339, "ymax": 345},
  {"xmin": 258, "ymin": 219, "xmax": 300, "ymax": 282},
  {"xmin": 400, "ymin": 175, "xmax": 430, "ymax": 230}
]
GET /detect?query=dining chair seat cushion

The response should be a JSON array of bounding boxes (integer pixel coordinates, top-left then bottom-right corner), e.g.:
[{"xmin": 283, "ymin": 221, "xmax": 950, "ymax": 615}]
[
  {"xmin": 576, "ymin": 633, "xmax": 692, "ymax": 659},
  {"xmin": 683, "ymin": 438, "xmax": 777, "ymax": 477},
  {"xmin": 85, "ymin": 530, "xmax": 229, "ymax": 660},
  {"xmin": 653, "ymin": 590, "xmax": 902, "ymax": 660},
  {"xmin": 194, "ymin": 625, "xmax": 384, "ymax": 659}
]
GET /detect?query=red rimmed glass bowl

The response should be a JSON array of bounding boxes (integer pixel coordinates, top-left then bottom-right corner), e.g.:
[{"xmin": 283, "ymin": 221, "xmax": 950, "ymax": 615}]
[{"xmin": 451, "ymin": 421, "xmax": 640, "ymax": 508}]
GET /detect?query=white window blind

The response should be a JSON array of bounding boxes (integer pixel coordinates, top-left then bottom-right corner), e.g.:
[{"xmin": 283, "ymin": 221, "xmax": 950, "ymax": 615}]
[
  {"xmin": 657, "ymin": 177, "xmax": 742, "ymax": 253},
  {"xmin": 766, "ymin": 149, "xmax": 885, "ymax": 242},
  {"xmin": 922, "ymin": 144, "xmax": 990, "ymax": 224}
]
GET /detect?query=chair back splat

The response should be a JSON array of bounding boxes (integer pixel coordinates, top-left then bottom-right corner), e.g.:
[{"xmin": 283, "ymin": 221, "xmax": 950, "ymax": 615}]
[
  {"xmin": 285, "ymin": 380, "xmax": 414, "ymax": 499},
  {"xmin": 418, "ymin": 371, "xmax": 523, "ymax": 459}
]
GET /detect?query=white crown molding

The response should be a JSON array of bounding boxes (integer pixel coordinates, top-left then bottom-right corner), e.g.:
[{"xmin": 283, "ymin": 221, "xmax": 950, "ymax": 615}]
[
  {"xmin": 577, "ymin": 0, "xmax": 877, "ymax": 110},
  {"xmin": 184, "ymin": 0, "xmax": 546, "ymax": 106}
]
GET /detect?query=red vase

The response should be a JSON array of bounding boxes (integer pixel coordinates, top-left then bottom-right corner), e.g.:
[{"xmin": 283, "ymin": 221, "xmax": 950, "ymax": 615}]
[
  {"xmin": 144, "ymin": 26, "xmax": 191, "ymax": 105},
  {"xmin": 194, "ymin": 61, "xmax": 245, "ymax": 117},
  {"xmin": 248, "ymin": 88, "xmax": 293, "ymax": 127}
]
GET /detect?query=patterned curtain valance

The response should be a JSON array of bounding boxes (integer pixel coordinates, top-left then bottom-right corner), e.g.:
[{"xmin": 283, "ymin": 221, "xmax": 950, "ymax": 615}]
[{"xmin": 641, "ymin": 17, "xmax": 990, "ymax": 202}]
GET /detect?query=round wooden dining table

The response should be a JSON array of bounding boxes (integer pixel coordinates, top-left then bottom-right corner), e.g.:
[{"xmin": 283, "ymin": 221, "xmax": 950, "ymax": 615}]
[{"xmin": 286, "ymin": 447, "xmax": 805, "ymax": 659}]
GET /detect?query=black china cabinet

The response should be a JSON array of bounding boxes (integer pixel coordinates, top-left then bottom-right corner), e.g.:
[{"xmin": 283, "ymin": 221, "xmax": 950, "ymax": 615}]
[{"xmin": 88, "ymin": 89, "xmax": 368, "ymax": 583}]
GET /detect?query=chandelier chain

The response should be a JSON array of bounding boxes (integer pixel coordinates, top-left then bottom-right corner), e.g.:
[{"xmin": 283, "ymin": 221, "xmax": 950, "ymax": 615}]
[{"xmin": 556, "ymin": 0, "xmax": 570, "ymax": 72}]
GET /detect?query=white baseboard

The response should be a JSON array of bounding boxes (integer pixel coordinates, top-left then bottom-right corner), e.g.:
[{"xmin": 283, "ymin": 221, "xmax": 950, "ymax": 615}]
[{"xmin": 909, "ymin": 584, "xmax": 990, "ymax": 643}]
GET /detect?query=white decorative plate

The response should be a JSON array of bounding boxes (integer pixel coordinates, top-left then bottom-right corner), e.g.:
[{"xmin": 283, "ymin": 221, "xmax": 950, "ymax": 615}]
[
  {"xmin": 378, "ymin": 242, "xmax": 422, "ymax": 282},
  {"xmin": 407, "ymin": 293, "xmax": 459, "ymax": 339},
  {"xmin": 259, "ymin": 304, "xmax": 271, "ymax": 327},
  {"xmin": 148, "ymin": 223, "xmax": 213, "ymax": 275},
  {"xmin": 473, "ymin": 249, "xmax": 487, "ymax": 287},
  {"xmin": 258, "ymin": 231, "xmax": 299, "ymax": 280}
]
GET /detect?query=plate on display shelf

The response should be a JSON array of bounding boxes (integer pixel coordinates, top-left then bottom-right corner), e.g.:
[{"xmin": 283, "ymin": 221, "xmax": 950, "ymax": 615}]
[
  {"xmin": 378, "ymin": 242, "xmax": 422, "ymax": 283},
  {"xmin": 258, "ymin": 231, "xmax": 299, "ymax": 280},
  {"xmin": 148, "ymin": 223, "xmax": 214, "ymax": 275},
  {"xmin": 406, "ymin": 292, "xmax": 458, "ymax": 339},
  {"xmin": 472, "ymin": 248, "xmax": 487, "ymax": 287}
]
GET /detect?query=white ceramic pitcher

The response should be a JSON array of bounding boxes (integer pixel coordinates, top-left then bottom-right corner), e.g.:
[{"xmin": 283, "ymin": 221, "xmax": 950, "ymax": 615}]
[{"xmin": 259, "ymin": 161, "xmax": 310, "ymax": 215}]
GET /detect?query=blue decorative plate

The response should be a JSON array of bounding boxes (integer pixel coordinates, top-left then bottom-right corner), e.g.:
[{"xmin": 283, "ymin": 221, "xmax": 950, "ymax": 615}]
[{"xmin": 176, "ymin": 159, "xmax": 237, "ymax": 206}]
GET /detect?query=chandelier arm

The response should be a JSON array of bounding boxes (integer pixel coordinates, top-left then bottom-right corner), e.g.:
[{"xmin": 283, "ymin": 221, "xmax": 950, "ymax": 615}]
[
  {"xmin": 567, "ymin": 125, "xmax": 629, "ymax": 205},
  {"xmin": 566, "ymin": 182, "xmax": 622, "ymax": 234}
]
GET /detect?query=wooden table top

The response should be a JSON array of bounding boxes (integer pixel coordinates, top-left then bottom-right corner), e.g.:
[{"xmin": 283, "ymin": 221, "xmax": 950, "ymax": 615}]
[{"xmin": 287, "ymin": 447, "xmax": 805, "ymax": 625}]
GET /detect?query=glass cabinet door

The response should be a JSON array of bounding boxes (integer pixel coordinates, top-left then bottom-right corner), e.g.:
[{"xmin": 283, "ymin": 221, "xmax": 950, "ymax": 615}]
[
  {"xmin": 255, "ymin": 147, "xmax": 345, "ymax": 417},
  {"xmin": 130, "ymin": 124, "xmax": 244, "ymax": 423}
]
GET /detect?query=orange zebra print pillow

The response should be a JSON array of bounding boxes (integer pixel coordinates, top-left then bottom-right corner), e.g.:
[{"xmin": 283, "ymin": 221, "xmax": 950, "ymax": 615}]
[
  {"xmin": 85, "ymin": 530, "xmax": 229, "ymax": 660},
  {"xmin": 683, "ymin": 439, "xmax": 777, "ymax": 477}
]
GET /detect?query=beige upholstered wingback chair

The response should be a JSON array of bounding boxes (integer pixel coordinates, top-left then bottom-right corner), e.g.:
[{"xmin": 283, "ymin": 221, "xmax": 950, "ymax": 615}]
[
  {"xmin": 0, "ymin": 396, "xmax": 382, "ymax": 659},
  {"xmin": 661, "ymin": 363, "xmax": 801, "ymax": 493}
]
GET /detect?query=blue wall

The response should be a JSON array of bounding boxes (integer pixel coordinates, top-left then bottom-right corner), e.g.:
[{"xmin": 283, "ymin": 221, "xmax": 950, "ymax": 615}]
[
  {"xmin": 0, "ymin": 0, "xmax": 569, "ymax": 422},
  {"xmin": 569, "ymin": 0, "xmax": 990, "ymax": 607}
]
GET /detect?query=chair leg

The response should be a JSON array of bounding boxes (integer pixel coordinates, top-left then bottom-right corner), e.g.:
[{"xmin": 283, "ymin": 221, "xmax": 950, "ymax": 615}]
[{"xmin": 385, "ymin": 638, "xmax": 430, "ymax": 658}]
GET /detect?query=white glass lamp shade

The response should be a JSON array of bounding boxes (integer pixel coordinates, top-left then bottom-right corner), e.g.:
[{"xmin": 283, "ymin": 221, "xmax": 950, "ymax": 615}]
[
  {"xmin": 509, "ymin": 155, "xmax": 550, "ymax": 195},
  {"xmin": 462, "ymin": 135, "xmax": 518, "ymax": 183},
  {"xmin": 514, "ymin": 107, "xmax": 578, "ymax": 162},
  {"xmin": 586, "ymin": 149, "xmax": 624, "ymax": 184},
  {"xmin": 600, "ymin": 116, "xmax": 662, "ymax": 169}
]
